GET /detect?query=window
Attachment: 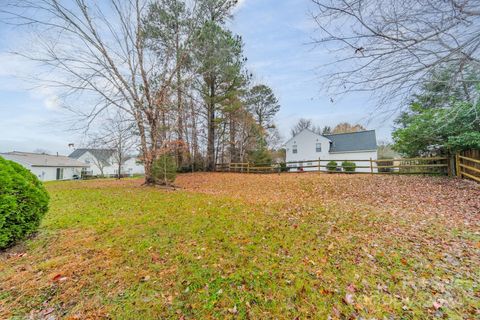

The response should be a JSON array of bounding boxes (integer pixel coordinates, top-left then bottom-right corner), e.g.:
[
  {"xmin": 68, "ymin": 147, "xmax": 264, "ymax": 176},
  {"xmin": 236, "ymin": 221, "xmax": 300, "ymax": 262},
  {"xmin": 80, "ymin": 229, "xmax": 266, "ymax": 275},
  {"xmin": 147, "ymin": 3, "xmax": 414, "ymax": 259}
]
[
  {"xmin": 292, "ymin": 145, "xmax": 298, "ymax": 154},
  {"xmin": 56, "ymin": 168, "xmax": 64, "ymax": 180},
  {"xmin": 316, "ymin": 143, "xmax": 322, "ymax": 152}
]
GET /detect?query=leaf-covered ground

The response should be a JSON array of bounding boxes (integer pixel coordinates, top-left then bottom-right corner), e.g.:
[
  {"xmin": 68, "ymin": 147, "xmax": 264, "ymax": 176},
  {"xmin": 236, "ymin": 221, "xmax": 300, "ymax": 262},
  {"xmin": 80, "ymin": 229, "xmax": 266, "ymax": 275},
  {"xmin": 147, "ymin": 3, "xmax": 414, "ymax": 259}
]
[{"xmin": 1, "ymin": 173, "xmax": 479, "ymax": 319}]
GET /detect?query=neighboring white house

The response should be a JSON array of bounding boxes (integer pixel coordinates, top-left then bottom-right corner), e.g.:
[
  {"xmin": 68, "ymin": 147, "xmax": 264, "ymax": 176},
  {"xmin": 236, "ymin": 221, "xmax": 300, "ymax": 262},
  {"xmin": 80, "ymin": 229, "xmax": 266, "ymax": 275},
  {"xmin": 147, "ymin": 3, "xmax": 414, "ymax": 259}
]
[
  {"xmin": 0, "ymin": 151, "xmax": 90, "ymax": 181},
  {"xmin": 68, "ymin": 148, "xmax": 144, "ymax": 176},
  {"xmin": 284, "ymin": 129, "xmax": 378, "ymax": 173}
]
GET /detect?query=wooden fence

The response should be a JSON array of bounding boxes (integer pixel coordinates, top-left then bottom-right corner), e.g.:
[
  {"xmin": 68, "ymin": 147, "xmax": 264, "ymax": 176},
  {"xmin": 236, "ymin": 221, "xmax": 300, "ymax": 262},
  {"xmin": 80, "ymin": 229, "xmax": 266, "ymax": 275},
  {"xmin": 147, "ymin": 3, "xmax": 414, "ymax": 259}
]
[
  {"xmin": 456, "ymin": 150, "xmax": 480, "ymax": 183},
  {"xmin": 216, "ymin": 157, "xmax": 449, "ymax": 175}
]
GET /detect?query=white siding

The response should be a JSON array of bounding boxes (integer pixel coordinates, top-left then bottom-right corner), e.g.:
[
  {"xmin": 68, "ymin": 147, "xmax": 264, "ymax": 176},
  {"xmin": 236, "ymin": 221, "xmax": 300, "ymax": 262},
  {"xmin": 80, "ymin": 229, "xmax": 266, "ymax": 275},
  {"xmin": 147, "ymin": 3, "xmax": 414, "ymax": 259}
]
[
  {"xmin": 326, "ymin": 151, "xmax": 378, "ymax": 173},
  {"xmin": 285, "ymin": 129, "xmax": 331, "ymax": 163},
  {"xmin": 1, "ymin": 156, "xmax": 83, "ymax": 181},
  {"xmin": 74, "ymin": 151, "xmax": 144, "ymax": 176},
  {"xmin": 285, "ymin": 129, "xmax": 377, "ymax": 173},
  {"xmin": 75, "ymin": 151, "xmax": 105, "ymax": 176},
  {"xmin": 123, "ymin": 158, "xmax": 145, "ymax": 175},
  {"xmin": 30, "ymin": 166, "xmax": 83, "ymax": 181}
]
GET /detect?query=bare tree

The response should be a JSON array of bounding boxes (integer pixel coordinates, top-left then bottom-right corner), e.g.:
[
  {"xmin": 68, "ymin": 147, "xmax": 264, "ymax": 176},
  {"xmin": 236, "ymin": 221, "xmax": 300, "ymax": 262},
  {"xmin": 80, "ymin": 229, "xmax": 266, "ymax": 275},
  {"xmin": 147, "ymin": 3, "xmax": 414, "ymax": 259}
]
[
  {"xmin": 332, "ymin": 122, "xmax": 366, "ymax": 134},
  {"xmin": 290, "ymin": 118, "xmax": 322, "ymax": 137},
  {"xmin": 311, "ymin": 0, "xmax": 480, "ymax": 113},
  {"xmin": 89, "ymin": 113, "xmax": 138, "ymax": 179},
  {"xmin": 80, "ymin": 147, "xmax": 110, "ymax": 177},
  {"xmin": 0, "ymin": 0, "xmax": 193, "ymax": 185}
]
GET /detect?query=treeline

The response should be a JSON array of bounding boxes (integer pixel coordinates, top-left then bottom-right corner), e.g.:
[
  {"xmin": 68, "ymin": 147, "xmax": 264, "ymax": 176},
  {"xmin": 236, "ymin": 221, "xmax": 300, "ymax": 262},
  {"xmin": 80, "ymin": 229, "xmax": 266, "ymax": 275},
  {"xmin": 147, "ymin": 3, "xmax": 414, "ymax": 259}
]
[
  {"xmin": 2, "ymin": 0, "xmax": 281, "ymax": 185},
  {"xmin": 141, "ymin": 0, "xmax": 282, "ymax": 173}
]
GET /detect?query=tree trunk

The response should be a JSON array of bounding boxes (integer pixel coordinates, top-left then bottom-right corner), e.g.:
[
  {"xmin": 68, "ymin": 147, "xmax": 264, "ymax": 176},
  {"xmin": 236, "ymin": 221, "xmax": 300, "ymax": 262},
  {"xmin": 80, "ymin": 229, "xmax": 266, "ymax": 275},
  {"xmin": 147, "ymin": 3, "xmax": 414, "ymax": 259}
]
[
  {"xmin": 190, "ymin": 98, "xmax": 199, "ymax": 171},
  {"xmin": 117, "ymin": 160, "xmax": 122, "ymax": 179},
  {"xmin": 175, "ymin": 28, "xmax": 185, "ymax": 168},
  {"xmin": 206, "ymin": 81, "xmax": 216, "ymax": 171},
  {"xmin": 229, "ymin": 113, "xmax": 239, "ymax": 163}
]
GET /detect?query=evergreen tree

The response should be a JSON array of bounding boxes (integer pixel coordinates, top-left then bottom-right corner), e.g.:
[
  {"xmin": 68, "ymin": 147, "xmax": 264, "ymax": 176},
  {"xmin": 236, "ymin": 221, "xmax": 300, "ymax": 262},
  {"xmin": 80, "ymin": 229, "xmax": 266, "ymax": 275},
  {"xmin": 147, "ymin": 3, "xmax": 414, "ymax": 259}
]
[
  {"xmin": 246, "ymin": 84, "xmax": 280, "ymax": 129},
  {"xmin": 193, "ymin": 20, "xmax": 246, "ymax": 170}
]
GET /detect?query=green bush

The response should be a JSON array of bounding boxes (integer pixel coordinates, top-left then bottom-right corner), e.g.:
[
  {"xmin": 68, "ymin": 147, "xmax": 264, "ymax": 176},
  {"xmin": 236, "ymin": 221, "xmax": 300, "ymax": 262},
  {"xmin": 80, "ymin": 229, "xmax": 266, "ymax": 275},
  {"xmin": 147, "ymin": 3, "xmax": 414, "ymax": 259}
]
[
  {"xmin": 152, "ymin": 154, "xmax": 177, "ymax": 185},
  {"xmin": 248, "ymin": 148, "xmax": 272, "ymax": 166},
  {"xmin": 326, "ymin": 161, "xmax": 338, "ymax": 172},
  {"xmin": 0, "ymin": 156, "xmax": 49, "ymax": 249},
  {"xmin": 341, "ymin": 161, "xmax": 356, "ymax": 173},
  {"xmin": 279, "ymin": 162, "xmax": 289, "ymax": 172}
]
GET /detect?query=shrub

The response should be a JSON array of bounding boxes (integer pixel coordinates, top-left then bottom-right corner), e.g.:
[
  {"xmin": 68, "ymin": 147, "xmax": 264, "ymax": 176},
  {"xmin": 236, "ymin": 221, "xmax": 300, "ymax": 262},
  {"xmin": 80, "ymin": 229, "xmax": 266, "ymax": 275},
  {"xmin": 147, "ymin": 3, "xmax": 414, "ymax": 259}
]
[
  {"xmin": 279, "ymin": 162, "xmax": 289, "ymax": 172},
  {"xmin": 0, "ymin": 156, "xmax": 49, "ymax": 249},
  {"xmin": 326, "ymin": 161, "xmax": 338, "ymax": 172},
  {"xmin": 248, "ymin": 148, "xmax": 272, "ymax": 166},
  {"xmin": 152, "ymin": 154, "xmax": 177, "ymax": 185},
  {"xmin": 341, "ymin": 161, "xmax": 356, "ymax": 173}
]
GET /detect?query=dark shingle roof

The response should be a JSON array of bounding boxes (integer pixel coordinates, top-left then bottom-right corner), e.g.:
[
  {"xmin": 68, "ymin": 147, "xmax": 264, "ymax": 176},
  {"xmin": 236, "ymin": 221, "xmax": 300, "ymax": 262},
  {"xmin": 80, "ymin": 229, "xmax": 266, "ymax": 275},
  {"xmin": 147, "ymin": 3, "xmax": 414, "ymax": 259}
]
[
  {"xmin": 324, "ymin": 130, "xmax": 377, "ymax": 152},
  {"xmin": 69, "ymin": 149, "xmax": 114, "ymax": 165}
]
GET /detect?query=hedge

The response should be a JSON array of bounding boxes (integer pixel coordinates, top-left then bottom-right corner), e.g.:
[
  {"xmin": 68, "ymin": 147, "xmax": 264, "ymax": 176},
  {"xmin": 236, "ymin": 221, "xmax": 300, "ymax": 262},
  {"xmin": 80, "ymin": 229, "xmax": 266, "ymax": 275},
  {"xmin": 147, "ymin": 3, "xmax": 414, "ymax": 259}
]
[
  {"xmin": 341, "ymin": 161, "xmax": 356, "ymax": 173},
  {"xmin": 326, "ymin": 161, "xmax": 338, "ymax": 172},
  {"xmin": 0, "ymin": 156, "xmax": 49, "ymax": 249}
]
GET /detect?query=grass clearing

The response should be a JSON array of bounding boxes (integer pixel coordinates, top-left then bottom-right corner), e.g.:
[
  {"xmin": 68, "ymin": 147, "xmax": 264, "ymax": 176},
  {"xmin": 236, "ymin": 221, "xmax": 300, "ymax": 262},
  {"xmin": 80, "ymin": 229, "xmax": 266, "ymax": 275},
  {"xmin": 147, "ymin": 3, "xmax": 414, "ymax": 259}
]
[{"xmin": 1, "ymin": 174, "xmax": 479, "ymax": 319}]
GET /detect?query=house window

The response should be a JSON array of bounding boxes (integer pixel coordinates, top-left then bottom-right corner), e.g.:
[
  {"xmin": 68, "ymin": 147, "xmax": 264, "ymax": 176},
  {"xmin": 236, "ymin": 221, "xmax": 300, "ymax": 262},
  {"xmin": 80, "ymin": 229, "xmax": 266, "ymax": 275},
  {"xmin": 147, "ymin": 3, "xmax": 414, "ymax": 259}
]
[
  {"xmin": 316, "ymin": 143, "xmax": 322, "ymax": 152},
  {"xmin": 292, "ymin": 145, "xmax": 298, "ymax": 154},
  {"xmin": 56, "ymin": 168, "xmax": 64, "ymax": 180}
]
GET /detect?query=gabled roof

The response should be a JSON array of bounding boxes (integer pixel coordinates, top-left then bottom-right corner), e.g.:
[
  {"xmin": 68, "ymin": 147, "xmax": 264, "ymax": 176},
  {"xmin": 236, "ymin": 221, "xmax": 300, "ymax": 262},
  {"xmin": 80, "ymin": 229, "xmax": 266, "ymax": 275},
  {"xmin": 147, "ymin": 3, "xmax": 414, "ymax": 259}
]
[
  {"xmin": 69, "ymin": 148, "xmax": 115, "ymax": 166},
  {"xmin": 324, "ymin": 130, "xmax": 377, "ymax": 152},
  {"xmin": 285, "ymin": 128, "xmax": 377, "ymax": 153},
  {"xmin": 1, "ymin": 151, "xmax": 89, "ymax": 168},
  {"xmin": 284, "ymin": 128, "xmax": 331, "ymax": 146}
]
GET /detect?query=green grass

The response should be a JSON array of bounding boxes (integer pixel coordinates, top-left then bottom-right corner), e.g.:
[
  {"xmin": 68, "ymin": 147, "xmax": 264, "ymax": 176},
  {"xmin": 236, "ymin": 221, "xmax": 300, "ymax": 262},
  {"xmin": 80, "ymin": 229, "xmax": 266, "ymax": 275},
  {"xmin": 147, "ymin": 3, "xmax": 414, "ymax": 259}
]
[{"xmin": 1, "ymin": 178, "xmax": 478, "ymax": 319}]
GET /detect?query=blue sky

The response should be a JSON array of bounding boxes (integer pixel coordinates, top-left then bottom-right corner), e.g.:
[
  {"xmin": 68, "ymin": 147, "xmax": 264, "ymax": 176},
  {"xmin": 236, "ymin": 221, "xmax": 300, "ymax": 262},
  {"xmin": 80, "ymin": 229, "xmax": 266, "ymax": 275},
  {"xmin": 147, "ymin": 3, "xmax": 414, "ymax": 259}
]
[{"xmin": 0, "ymin": 0, "xmax": 395, "ymax": 155}]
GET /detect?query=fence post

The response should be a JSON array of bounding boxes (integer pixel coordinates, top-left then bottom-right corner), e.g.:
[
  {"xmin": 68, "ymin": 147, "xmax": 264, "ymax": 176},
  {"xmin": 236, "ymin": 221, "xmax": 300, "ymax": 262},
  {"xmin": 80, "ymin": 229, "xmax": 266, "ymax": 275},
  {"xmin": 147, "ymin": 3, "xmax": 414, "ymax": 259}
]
[
  {"xmin": 247, "ymin": 162, "xmax": 250, "ymax": 174},
  {"xmin": 370, "ymin": 158, "xmax": 373, "ymax": 174},
  {"xmin": 455, "ymin": 153, "xmax": 461, "ymax": 177},
  {"xmin": 447, "ymin": 155, "xmax": 452, "ymax": 177},
  {"xmin": 318, "ymin": 157, "xmax": 321, "ymax": 172}
]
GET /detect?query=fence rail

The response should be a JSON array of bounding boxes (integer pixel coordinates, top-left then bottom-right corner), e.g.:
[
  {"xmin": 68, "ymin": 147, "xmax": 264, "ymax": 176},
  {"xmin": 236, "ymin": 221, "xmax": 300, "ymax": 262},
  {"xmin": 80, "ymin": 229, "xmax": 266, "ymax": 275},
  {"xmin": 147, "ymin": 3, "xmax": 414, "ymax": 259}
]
[
  {"xmin": 216, "ymin": 157, "xmax": 449, "ymax": 175},
  {"xmin": 456, "ymin": 153, "xmax": 480, "ymax": 183}
]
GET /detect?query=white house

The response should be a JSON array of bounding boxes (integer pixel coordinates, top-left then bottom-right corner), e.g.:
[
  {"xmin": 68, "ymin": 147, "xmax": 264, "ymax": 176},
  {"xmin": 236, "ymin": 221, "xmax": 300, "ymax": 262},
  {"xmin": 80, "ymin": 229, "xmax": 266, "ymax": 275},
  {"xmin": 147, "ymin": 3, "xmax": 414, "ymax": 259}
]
[
  {"xmin": 68, "ymin": 148, "xmax": 144, "ymax": 177},
  {"xmin": 284, "ymin": 129, "xmax": 378, "ymax": 173},
  {"xmin": 0, "ymin": 151, "xmax": 90, "ymax": 181}
]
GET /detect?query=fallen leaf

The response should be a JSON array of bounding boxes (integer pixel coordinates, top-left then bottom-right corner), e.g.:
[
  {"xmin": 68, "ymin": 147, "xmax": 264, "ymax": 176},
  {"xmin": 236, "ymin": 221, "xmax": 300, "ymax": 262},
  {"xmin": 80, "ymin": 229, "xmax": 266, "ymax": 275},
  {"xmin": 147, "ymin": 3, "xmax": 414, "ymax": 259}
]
[
  {"xmin": 228, "ymin": 305, "xmax": 237, "ymax": 314},
  {"xmin": 343, "ymin": 293, "xmax": 354, "ymax": 305},
  {"xmin": 346, "ymin": 283, "xmax": 356, "ymax": 293},
  {"xmin": 52, "ymin": 274, "xmax": 63, "ymax": 282}
]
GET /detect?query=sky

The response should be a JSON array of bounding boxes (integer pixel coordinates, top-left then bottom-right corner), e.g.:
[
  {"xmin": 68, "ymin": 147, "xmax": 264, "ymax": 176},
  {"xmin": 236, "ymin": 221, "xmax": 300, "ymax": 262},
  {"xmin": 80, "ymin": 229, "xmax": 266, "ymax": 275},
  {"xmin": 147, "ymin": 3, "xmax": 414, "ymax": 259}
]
[{"xmin": 0, "ymin": 0, "xmax": 395, "ymax": 155}]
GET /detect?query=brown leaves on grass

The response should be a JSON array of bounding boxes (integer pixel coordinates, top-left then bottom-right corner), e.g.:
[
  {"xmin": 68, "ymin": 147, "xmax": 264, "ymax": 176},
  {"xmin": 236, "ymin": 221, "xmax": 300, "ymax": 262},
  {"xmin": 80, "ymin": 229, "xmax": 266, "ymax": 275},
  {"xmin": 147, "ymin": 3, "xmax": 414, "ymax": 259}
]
[
  {"xmin": 1, "ymin": 174, "xmax": 479, "ymax": 319},
  {"xmin": 176, "ymin": 173, "xmax": 480, "ymax": 229}
]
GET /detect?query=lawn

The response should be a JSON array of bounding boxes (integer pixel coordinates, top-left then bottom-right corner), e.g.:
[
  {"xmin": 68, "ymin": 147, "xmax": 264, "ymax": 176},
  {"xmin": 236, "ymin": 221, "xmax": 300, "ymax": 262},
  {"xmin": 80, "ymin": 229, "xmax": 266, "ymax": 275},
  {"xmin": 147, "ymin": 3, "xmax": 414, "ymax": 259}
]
[{"xmin": 1, "ymin": 173, "xmax": 479, "ymax": 319}]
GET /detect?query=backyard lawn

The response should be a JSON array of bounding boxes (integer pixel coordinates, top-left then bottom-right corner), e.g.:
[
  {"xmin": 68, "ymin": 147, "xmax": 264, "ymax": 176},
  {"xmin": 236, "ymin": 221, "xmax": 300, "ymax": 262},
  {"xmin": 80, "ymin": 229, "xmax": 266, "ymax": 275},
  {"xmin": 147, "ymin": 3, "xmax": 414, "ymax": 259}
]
[{"xmin": 1, "ymin": 173, "xmax": 479, "ymax": 319}]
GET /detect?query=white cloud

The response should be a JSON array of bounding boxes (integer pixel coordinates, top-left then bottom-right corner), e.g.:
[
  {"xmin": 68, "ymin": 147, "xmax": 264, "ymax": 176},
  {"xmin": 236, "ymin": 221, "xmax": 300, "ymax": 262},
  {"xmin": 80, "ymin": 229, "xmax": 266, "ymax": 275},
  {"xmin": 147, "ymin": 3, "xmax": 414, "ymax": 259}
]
[
  {"xmin": 43, "ymin": 95, "xmax": 61, "ymax": 110},
  {"xmin": 0, "ymin": 52, "xmax": 64, "ymax": 111}
]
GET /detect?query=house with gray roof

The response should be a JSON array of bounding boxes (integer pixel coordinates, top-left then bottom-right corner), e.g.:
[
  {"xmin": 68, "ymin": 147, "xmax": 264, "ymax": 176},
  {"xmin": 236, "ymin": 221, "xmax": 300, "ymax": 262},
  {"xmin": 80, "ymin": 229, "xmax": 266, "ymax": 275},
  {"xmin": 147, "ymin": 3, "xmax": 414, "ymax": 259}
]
[
  {"xmin": 284, "ymin": 128, "xmax": 378, "ymax": 172},
  {"xmin": 68, "ymin": 148, "xmax": 144, "ymax": 177},
  {"xmin": 0, "ymin": 151, "xmax": 89, "ymax": 181}
]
